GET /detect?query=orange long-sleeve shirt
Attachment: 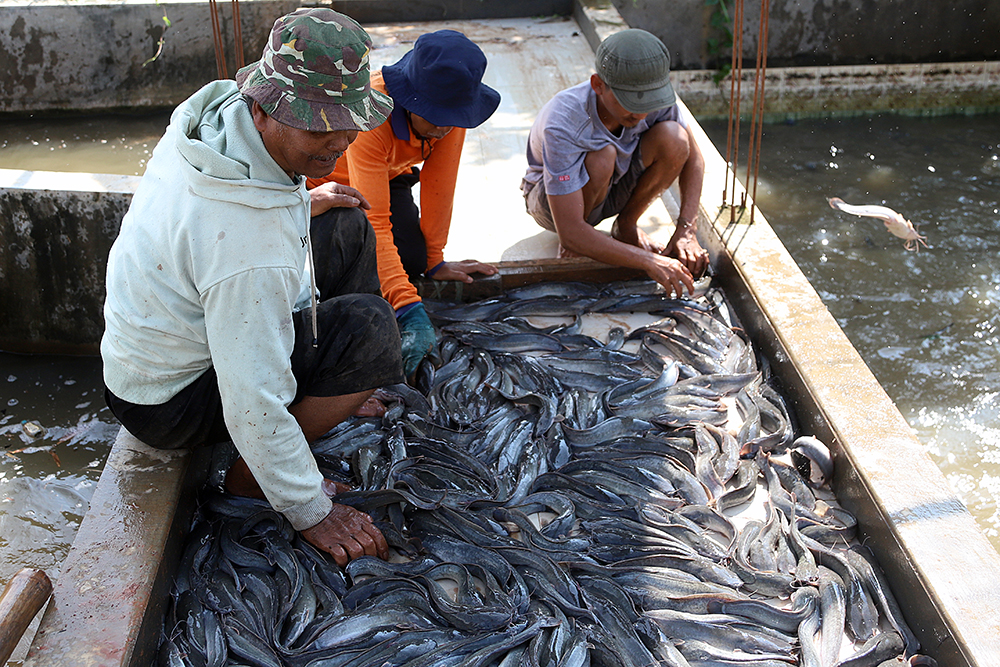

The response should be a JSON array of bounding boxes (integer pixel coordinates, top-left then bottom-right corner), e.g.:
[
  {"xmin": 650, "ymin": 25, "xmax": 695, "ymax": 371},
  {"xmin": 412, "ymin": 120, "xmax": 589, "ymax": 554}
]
[{"xmin": 307, "ymin": 70, "xmax": 466, "ymax": 311}]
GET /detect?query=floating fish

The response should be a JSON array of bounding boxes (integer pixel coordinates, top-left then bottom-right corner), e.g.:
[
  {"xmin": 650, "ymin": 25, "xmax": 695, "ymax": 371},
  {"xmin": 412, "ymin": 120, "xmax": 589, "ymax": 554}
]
[{"xmin": 828, "ymin": 197, "xmax": 928, "ymax": 251}]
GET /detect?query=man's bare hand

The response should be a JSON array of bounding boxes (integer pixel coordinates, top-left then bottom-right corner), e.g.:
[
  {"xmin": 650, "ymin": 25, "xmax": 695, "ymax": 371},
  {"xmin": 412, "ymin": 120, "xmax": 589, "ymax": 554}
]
[
  {"xmin": 321, "ymin": 478, "xmax": 353, "ymax": 497},
  {"xmin": 309, "ymin": 182, "xmax": 371, "ymax": 217},
  {"xmin": 665, "ymin": 230, "xmax": 709, "ymax": 278},
  {"xmin": 644, "ymin": 254, "xmax": 694, "ymax": 299},
  {"xmin": 430, "ymin": 260, "xmax": 497, "ymax": 283},
  {"xmin": 300, "ymin": 503, "xmax": 389, "ymax": 567}
]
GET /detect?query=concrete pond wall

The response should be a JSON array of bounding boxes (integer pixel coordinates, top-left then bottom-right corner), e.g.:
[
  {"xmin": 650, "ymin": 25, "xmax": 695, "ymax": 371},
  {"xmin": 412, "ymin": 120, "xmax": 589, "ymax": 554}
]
[
  {"xmin": 0, "ymin": 170, "xmax": 137, "ymax": 353},
  {"xmin": 614, "ymin": 0, "xmax": 1000, "ymax": 70},
  {"xmin": 2, "ymin": 0, "xmax": 999, "ymax": 115},
  {"xmin": 0, "ymin": 0, "xmax": 574, "ymax": 114}
]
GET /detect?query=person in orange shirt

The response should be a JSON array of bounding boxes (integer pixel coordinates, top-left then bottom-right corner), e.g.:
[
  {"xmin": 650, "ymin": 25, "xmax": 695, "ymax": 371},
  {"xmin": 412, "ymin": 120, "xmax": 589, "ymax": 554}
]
[{"xmin": 307, "ymin": 30, "xmax": 501, "ymax": 376}]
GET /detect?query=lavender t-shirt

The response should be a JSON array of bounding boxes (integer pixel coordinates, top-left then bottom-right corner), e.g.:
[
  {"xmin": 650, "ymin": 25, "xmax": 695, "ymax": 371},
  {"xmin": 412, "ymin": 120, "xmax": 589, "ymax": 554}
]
[{"xmin": 523, "ymin": 80, "xmax": 684, "ymax": 196}]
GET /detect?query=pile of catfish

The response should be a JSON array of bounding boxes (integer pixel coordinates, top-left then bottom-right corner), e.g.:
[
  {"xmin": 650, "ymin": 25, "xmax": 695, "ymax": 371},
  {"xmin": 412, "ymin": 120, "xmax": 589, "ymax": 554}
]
[{"xmin": 160, "ymin": 280, "xmax": 934, "ymax": 667}]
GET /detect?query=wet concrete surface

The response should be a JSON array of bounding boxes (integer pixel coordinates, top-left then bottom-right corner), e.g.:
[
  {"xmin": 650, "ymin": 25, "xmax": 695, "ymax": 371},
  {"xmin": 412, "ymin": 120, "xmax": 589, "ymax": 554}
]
[{"xmin": 23, "ymin": 430, "xmax": 205, "ymax": 667}]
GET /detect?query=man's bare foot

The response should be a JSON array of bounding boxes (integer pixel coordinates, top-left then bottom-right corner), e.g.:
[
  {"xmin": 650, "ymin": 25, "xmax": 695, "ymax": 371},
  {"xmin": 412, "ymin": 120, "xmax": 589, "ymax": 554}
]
[
  {"xmin": 224, "ymin": 457, "xmax": 266, "ymax": 500},
  {"xmin": 226, "ymin": 456, "xmax": 352, "ymax": 500},
  {"xmin": 557, "ymin": 244, "xmax": 584, "ymax": 259},
  {"xmin": 612, "ymin": 224, "xmax": 665, "ymax": 254},
  {"xmin": 323, "ymin": 479, "xmax": 352, "ymax": 497},
  {"xmin": 353, "ymin": 394, "xmax": 387, "ymax": 417}
]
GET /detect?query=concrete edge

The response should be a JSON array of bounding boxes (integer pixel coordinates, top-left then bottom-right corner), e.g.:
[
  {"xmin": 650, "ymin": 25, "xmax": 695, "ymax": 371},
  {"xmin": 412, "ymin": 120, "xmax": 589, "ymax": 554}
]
[
  {"xmin": 675, "ymin": 60, "xmax": 1000, "ymax": 119},
  {"xmin": 0, "ymin": 169, "xmax": 136, "ymax": 353},
  {"xmin": 683, "ymin": 98, "xmax": 1000, "ymax": 665},
  {"xmin": 326, "ymin": 0, "xmax": 574, "ymax": 23},
  {"xmin": 572, "ymin": 0, "xmax": 627, "ymax": 53},
  {"xmin": 0, "ymin": 168, "xmax": 141, "ymax": 195},
  {"xmin": 24, "ymin": 429, "xmax": 208, "ymax": 667}
]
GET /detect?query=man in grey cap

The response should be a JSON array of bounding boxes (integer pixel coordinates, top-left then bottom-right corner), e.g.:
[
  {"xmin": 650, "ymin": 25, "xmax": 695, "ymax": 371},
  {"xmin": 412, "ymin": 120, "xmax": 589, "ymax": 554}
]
[
  {"xmin": 101, "ymin": 8, "xmax": 402, "ymax": 566},
  {"xmin": 522, "ymin": 29, "xmax": 708, "ymax": 297}
]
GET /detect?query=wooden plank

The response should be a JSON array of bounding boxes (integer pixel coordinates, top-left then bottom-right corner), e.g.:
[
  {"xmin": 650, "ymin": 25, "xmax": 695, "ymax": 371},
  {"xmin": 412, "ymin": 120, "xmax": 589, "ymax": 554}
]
[
  {"xmin": 497, "ymin": 258, "xmax": 644, "ymax": 287},
  {"xmin": 414, "ymin": 257, "xmax": 644, "ymax": 302},
  {"xmin": 0, "ymin": 569, "xmax": 52, "ymax": 665}
]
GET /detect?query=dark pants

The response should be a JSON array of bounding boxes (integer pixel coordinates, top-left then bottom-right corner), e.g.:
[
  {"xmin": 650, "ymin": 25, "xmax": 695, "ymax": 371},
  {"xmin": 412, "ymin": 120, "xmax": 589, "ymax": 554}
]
[
  {"xmin": 524, "ymin": 147, "xmax": 647, "ymax": 232},
  {"xmin": 105, "ymin": 207, "xmax": 404, "ymax": 450},
  {"xmin": 388, "ymin": 167, "xmax": 427, "ymax": 278}
]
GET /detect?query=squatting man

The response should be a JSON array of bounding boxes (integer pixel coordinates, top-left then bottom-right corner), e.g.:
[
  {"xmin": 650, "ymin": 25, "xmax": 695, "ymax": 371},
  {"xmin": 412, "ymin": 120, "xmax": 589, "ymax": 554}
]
[{"xmin": 522, "ymin": 28, "xmax": 710, "ymax": 297}]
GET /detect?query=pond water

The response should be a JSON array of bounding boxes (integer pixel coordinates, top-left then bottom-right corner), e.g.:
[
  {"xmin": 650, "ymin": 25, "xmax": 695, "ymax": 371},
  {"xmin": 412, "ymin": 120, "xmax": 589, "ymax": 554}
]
[
  {"xmin": 0, "ymin": 111, "xmax": 170, "ymax": 176},
  {"xmin": 0, "ymin": 351, "xmax": 117, "ymax": 661},
  {"xmin": 1, "ymin": 112, "xmax": 999, "ymax": 655}
]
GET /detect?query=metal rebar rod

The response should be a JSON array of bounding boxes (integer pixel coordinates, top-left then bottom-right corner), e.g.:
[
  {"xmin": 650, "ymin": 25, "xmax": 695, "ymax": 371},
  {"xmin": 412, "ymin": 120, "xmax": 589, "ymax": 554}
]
[
  {"xmin": 744, "ymin": 0, "xmax": 766, "ymax": 224},
  {"xmin": 208, "ymin": 0, "xmax": 228, "ymax": 80},
  {"xmin": 728, "ymin": 0, "xmax": 746, "ymax": 225},
  {"xmin": 723, "ymin": 0, "xmax": 741, "ymax": 207},
  {"xmin": 749, "ymin": 0, "xmax": 771, "ymax": 226},
  {"xmin": 232, "ymin": 0, "xmax": 245, "ymax": 71}
]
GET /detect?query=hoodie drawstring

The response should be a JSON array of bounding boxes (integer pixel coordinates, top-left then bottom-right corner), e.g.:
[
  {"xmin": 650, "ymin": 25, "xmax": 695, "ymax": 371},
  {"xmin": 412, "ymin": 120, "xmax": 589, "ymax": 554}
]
[{"xmin": 305, "ymin": 229, "xmax": 319, "ymax": 347}]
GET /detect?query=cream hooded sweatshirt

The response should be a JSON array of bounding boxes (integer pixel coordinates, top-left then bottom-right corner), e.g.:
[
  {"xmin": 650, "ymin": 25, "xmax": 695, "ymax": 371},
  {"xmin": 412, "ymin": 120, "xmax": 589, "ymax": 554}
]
[{"xmin": 102, "ymin": 80, "xmax": 332, "ymax": 530}]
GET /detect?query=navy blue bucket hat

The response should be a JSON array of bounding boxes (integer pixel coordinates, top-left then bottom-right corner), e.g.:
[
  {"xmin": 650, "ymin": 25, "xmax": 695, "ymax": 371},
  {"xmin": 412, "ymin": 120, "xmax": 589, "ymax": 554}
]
[{"xmin": 382, "ymin": 30, "xmax": 500, "ymax": 129}]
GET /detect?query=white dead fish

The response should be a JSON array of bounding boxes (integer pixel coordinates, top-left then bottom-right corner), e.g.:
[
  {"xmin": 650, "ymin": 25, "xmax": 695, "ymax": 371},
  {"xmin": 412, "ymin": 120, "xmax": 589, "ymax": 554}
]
[
  {"xmin": 828, "ymin": 197, "xmax": 928, "ymax": 251},
  {"xmin": 22, "ymin": 420, "xmax": 45, "ymax": 438}
]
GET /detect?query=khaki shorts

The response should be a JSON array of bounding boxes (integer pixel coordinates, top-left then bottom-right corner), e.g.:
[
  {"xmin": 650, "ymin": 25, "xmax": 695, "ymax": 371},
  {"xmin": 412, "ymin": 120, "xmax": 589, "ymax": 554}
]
[{"xmin": 523, "ymin": 148, "xmax": 646, "ymax": 232}]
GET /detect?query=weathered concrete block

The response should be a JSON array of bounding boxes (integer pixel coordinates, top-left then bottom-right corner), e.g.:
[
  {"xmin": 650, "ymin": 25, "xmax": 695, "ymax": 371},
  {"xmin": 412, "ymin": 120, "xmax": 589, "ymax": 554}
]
[
  {"xmin": 0, "ymin": 0, "xmax": 303, "ymax": 114},
  {"xmin": 0, "ymin": 0, "xmax": 576, "ymax": 115},
  {"xmin": 0, "ymin": 169, "xmax": 138, "ymax": 353},
  {"xmin": 614, "ymin": 0, "xmax": 1000, "ymax": 70}
]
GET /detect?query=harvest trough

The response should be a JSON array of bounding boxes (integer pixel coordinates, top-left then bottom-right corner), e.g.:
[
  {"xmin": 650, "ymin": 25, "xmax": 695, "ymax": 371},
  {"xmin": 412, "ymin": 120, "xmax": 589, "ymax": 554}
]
[{"xmin": 12, "ymin": 5, "xmax": 1000, "ymax": 667}]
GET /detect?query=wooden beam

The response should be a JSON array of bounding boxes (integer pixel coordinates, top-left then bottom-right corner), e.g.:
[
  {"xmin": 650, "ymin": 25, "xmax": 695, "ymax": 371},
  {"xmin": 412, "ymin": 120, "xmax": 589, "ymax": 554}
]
[{"xmin": 413, "ymin": 258, "xmax": 645, "ymax": 302}]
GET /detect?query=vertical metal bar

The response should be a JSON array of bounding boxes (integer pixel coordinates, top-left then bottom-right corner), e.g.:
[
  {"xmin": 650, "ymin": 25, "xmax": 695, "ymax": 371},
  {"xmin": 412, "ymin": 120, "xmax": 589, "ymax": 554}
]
[
  {"xmin": 749, "ymin": 0, "xmax": 771, "ymax": 226},
  {"xmin": 723, "ymin": 0, "xmax": 740, "ymax": 207},
  {"xmin": 728, "ymin": 0, "xmax": 746, "ymax": 225},
  {"xmin": 208, "ymin": 0, "xmax": 227, "ymax": 80},
  {"xmin": 231, "ymin": 0, "xmax": 245, "ymax": 71},
  {"xmin": 744, "ymin": 0, "xmax": 766, "ymax": 225}
]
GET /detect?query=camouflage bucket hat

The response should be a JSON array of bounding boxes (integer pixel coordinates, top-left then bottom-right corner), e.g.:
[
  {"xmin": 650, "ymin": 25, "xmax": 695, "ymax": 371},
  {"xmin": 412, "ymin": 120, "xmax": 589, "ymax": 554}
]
[{"xmin": 236, "ymin": 8, "xmax": 393, "ymax": 132}]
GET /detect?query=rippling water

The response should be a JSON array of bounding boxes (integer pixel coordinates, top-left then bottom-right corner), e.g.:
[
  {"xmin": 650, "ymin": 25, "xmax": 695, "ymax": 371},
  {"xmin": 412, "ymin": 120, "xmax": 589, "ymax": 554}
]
[
  {"xmin": 0, "ymin": 354, "xmax": 117, "ymax": 588},
  {"xmin": 702, "ymin": 112, "xmax": 1000, "ymax": 543}
]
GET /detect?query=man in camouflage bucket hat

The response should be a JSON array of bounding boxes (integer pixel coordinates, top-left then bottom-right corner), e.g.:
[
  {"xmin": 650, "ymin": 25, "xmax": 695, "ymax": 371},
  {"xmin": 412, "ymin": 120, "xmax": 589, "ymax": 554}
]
[{"xmin": 101, "ymin": 7, "xmax": 403, "ymax": 567}]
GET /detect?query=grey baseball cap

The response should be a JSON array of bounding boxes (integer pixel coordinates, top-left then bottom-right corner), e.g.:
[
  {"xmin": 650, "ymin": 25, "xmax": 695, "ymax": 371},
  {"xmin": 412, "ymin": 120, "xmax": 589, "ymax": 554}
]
[{"xmin": 595, "ymin": 29, "xmax": 675, "ymax": 114}]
